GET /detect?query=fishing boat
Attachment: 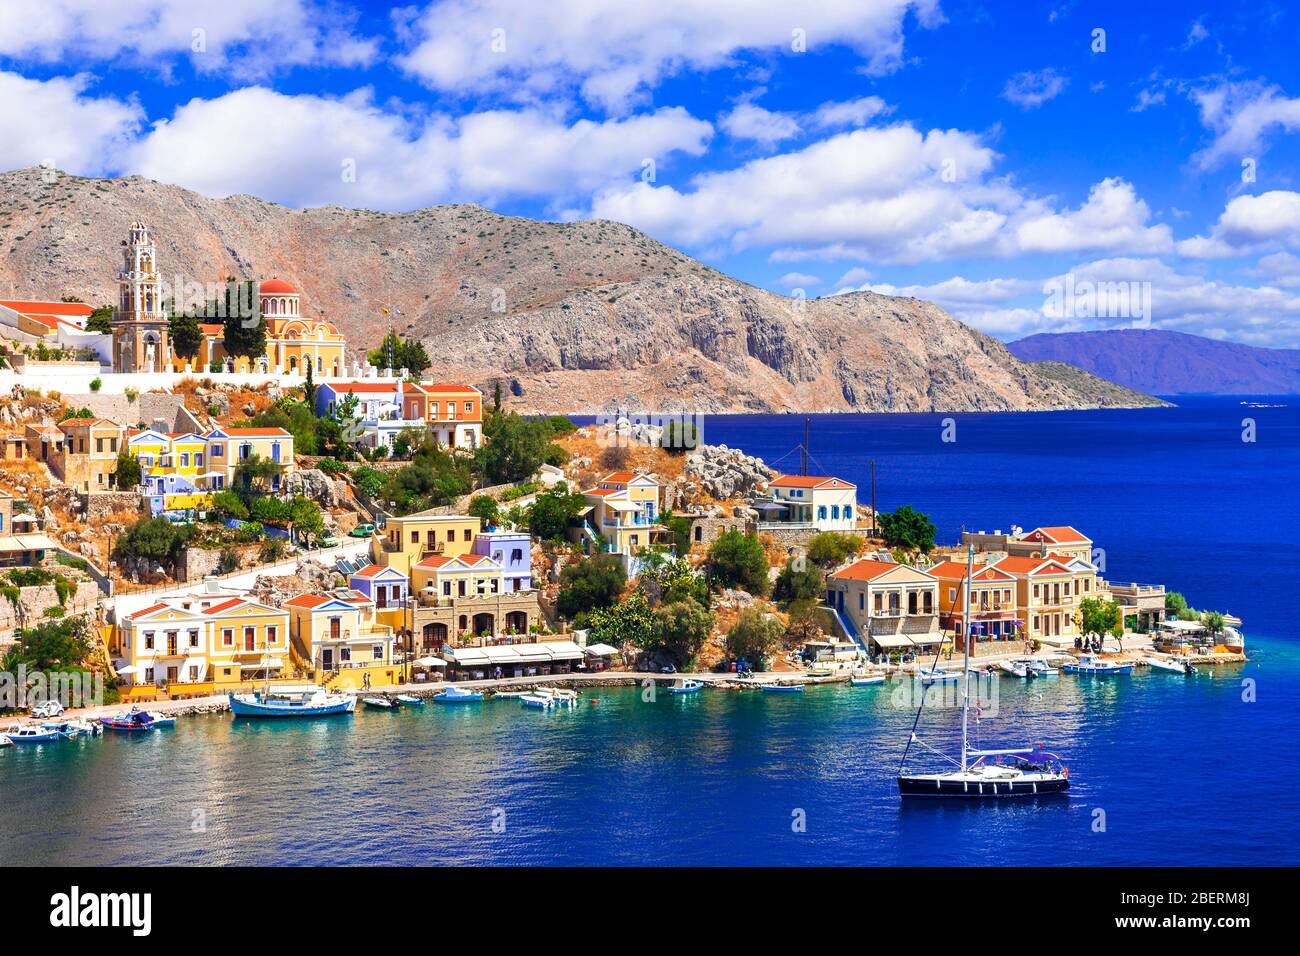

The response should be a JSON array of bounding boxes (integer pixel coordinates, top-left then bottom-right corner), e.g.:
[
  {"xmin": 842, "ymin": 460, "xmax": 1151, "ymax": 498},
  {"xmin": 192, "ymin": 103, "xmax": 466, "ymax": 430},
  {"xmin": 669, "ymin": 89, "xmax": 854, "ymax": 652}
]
[
  {"xmin": 0, "ymin": 734, "xmax": 11, "ymax": 747},
  {"xmin": 395, "ymin": 694, "xmax": 423, "ymax": 705},
  {"xmin": 3, "ymin": 723, "xmax": 62, "ymax": 744},
  {"xmin": 102, "ymin": 709, "xmax": 163, "ymax": 731},
  {"xmin": 1022, "ymin": 659, "xmax": 1059, "ymax": 678},
  {"xmin": 362, "ymin": 696, "xmax": 398, "ymax": 710},
  {"xmin": 916, "ymin": 666, "xmax": 960, "ymax": 685},
  {"xmin": 998, "ymin": 659, "xmax": 1029, "ymax": 678},
  {"xmin": 762, "ymin": 683, "xmax": 805, "ymax": 694},
  {"xmin": 850, "ymin": 674, "xmax": 886, "ymax": 686},
  {"xmin": 1146, "ymin": 656, "xmax": 1197, "ymax": 675},
  {"xmin": 130, "ymin": 706, "xmax": 175, "ymax": 727},
  {"xmin": 432, "ymin": 686, "xmax": 484, "ymax": 703},
  {"xmin": 1062, "ymin": 654, "xmax": 1134, "ymax": 675},
  {"xmin": 898, "ymin": 545, "xmax": 1071, "ymax": 800},
  {"xmin": 228, "ymin": 684, "xmax": 356, "ymax": 718},
  {"xmin": 520, "ymin": 687, "xmax": 578, "ymax": 709},
  {"xmin": 666, "ymin": 678, "xmax": 704, "ymax": 694}
]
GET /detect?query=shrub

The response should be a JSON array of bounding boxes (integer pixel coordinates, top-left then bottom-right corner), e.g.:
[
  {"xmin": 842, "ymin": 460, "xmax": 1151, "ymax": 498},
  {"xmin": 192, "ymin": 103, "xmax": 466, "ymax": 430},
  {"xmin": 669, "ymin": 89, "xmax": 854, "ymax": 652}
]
[
  {"xmin": 725, "ymin": 607, "xmax": 784, "ymax": 669},
  {"xmin": 705, "ymin": 530, "xmax": 770, "ymax": 595},
  {"xmin": 89, "ymin": 377, "xmax": 102, "ymax": 392},
  {"xmin": 651, "ymin": 598, "xmax": 714, "ymax": 666},
  {"xmin": 317, "ymin": 457, "xmax": 348, "ymax": 477},
  {"xmin": 114, "ymin": 451, "xmax": 142, "ymax": 489},
  {"xmin": 878, "ymin": 505, "xmax": 937, "ymax": 553},
  {"xmin": 467, "ymin": 494, "xmax": 500, "ymax": 526},
  {"xmin": 217, "ymin": 549, "xmax": 240, "ymax": 574},
  {"xmin": 124, "ymin": 387, "xmax": 138, "ymax": 403},
  {"xmin": 557, "ymin": 553, "xmax": 626, "ymax": 619},
  {"xmin": 806, "ymin": 532, "xmax": 862, "ymax": 568},
  {"xmin": 772, "ymin": 558, "xmax": 824, "ymax": 606}
]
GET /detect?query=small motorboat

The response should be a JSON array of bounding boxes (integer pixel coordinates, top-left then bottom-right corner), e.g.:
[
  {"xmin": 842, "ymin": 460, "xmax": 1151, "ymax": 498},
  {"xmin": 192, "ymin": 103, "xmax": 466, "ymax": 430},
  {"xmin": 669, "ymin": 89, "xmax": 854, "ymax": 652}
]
[
  {"xmin": 432, "ymin": 686, "xmax": 484, "ymax": 703},
  {"xmin": 666, "ymin": 678, "xmax": 704, "ymax": 694},
  {"xmin": 998, "ymin": 659, "xmax": 1029, "ymax": 678},
  {"xmin": 916, "ymin": 667, "xmax": 961, "ymax": 685},
  {"xmin": 395, "ymin": 694, "xmax": 423, "ymax": 705},
  {"xmin": 3, "ymin": 723, "xmax": 62, "ymax": 744},
  {"xmin": 102, "ymin": 710, "xmax": 162, "ymax": 732},
  {"xmin": 130, "ymin": 706, "xmax": 175, "ymax": 727},
  {"xmin": 520, "ymin": 687, "xmax": 578, "ymax": 709},
  {"xmin": 43, "ymin": 718, "xmax": 102, "ymax": 738},
  {"xmin": 1022, "ymin": 659, "xmax": 1059, "ymax": 678},
  {"xmin": 0, "ymin": 734, "xmax": 12, "ymax": 747},
  {"xmin": 1146, "ymin": 656, "xmax": 1197, "ymax": 675},
  {"xmin": 1062, "ymin": 654, "xmax": 1133, "ymax": 675},
  {"xmin": 229, "ymin": 685, "xmax": 355, "ymax": 718},
  {"xmin": 362, "ymin": 696, "xmax": 398, "ymax": 710},
  {"xmin": 850, "ymin": 674, "xmax": 886, "ymax": 686},
  {"xmin": 762, "ymin": 683, "xmax": 805, "ymax": 694}
]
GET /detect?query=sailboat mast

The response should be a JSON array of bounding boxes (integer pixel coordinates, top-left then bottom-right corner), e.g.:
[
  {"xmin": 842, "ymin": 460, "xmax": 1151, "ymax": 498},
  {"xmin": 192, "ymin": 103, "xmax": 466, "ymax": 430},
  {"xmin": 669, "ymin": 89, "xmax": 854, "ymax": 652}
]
[{"xmin": 960, "ymin": 543, "xmax": 974, "ymax": 772}]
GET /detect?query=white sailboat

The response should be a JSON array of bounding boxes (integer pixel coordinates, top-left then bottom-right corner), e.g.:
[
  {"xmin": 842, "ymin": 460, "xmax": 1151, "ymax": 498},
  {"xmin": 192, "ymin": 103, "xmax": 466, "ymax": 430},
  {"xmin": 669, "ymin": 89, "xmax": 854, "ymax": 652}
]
[{"xmin": 897, "ymin": 545, "xmax": 1071, "ymax": 799}]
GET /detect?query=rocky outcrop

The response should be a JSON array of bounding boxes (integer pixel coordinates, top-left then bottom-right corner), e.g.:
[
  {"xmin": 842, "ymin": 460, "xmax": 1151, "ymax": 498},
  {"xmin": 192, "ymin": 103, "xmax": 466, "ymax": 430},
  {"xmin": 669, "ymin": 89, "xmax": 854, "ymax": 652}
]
[
  {"xmin": 686, "ymin": 444, "xmax": 774, "ymax": 500},
  {"xmin": 285, "ymin": 469, "xmax": 348, "ymax": 509},
  {"xmin": 249, "ymin": 559, "xmax": 339, "ymax": 605},
  {"xmin": 0, "ymin": 165, "xmax": 1164, "ymax": 414}
]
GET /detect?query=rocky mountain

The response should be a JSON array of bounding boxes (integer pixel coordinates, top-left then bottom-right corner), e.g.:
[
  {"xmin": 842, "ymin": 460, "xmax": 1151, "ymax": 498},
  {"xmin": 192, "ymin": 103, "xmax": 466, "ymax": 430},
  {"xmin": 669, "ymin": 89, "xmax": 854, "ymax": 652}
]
[
  {"xmin": 0, "ymin": 165, "xmax": 1163, "ymax": 413},
  {"xmin": 1008, "ymin": 329, "xmax": 1300, "ymax": 395}
]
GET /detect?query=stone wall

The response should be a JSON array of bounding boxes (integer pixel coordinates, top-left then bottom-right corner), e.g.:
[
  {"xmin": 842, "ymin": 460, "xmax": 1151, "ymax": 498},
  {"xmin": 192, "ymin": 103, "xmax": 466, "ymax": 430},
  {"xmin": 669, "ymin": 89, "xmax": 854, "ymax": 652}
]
[
  {"xmin": 84, "ymin": 490, "xmax": 141, "ymax": 519},
  {"xmin": 684, "ymin": 513, "xmax": 749, "ymax": 550},
  {"xmin": 74, "ymin": 393, "xmax": 195, "ymax": 431},
  {"xmin": 0, "ymin": 580, "xmax": 101, "ymax": 633}
]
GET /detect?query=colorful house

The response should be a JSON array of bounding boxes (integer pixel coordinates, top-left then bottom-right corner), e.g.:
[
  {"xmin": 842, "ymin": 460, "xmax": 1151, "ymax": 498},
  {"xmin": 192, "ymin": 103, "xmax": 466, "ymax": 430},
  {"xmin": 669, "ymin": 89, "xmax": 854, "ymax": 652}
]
[
  {"xmin": 348, "ymin": 563, "xmax": 411, "ymax": 633},
  {"xmin": 284, "ymin": 590, "xmax": 398, "ymax": 688},
  {"xmin": 400, "ymin": 383, "xmax": 483, "ymax": 449},
  {"xmin": 826, "ymin": 558, "xmax": 943, "ymax": 656},
  {"xmin": 758, "ymin": 475, "xmax": 857, "ymax": 532},
  {"xmin": 1008, "ymin": 526, "xmax": 1094, "ymax": 564},
  {"xmin": 409, "ymin": 551, "xmax": 540, "ymax": 651},
  {"xmin": 582, "ymin": 471, "xmax": 661, "ymax": 556},
  {"xmin": 204, "ymin": 426, "xmax": 294, "ymax": 491},
  {"xmin": 472, "ymin": 530, "xmax": 533, "ymax": 592},
  {"xmin": 930, "ymin": 559, "xmax": 1020, "ymax": 649},
  {"xmin": 991, "ymin": 554, "xmax": 1096, "ymax": 646},
  {"xmin": 49, "ymin": 417, "xmax": 126, "ymax": 492},
  {"xmin": 314, "ymin": 381, "xmax": 423, "ymax": 450},
  {"xmin": 369, "ymin": 511, "xmax": 481, "ymax": 573}
]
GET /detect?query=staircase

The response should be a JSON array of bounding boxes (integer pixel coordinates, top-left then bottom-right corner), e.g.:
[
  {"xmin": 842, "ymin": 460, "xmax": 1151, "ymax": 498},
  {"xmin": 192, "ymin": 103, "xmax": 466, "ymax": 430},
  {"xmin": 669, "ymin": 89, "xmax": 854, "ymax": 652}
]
[{"xmin": 823, "ymin": 603, "xmax": 870, "ymax": 655}]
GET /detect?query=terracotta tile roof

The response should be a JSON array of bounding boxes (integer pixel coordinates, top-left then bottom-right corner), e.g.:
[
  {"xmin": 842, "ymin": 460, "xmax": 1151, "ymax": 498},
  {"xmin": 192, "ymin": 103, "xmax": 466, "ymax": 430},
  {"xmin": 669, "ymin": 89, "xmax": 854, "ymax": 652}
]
[
  {"xmin": 993, "ymin": 556, "xmax": 1073, "ymax": 576},
  {"xmin": 1024, "ymin": 526, "xmax": 1090, "ymax": 544},
  {"xmin": 129, "ymin": 603, "xmax": 169, "ymax": 620},
  {"xmin": 599, "ymin": 471, "xmax": 638, "ymax": 484},
  {"xmin": 201, "ymin": 598, "xmax": 247, "ymax": 615},
  {"xmin": 769, "ymin": 474, "xmax": 856, "ymax": 490},
  {"xmin": 829, "ymin": 558, "xmax": 900, "ymax": 582},
  {"xmin": 929, "ymin": 560, "xmax": 1015, "ymax": 581},
  {"xmin": 0, "ymin": 299, "xmax": 93, "ymax": 317},
  {"xmin": 283, "ymin": 593, "xmax": 330, "ymax": 609},
  {"xmin": 327, "ymin": 382, "xmax": 399, "ymax": 394},
  {"xmin": 351, "ymin": 563, "xmax": 388, "ymax": 578},
  {"xmin": 583, "ymin": 487, "xmax": 622, "ymax": 497},
  {"xmin": 57, "ymin": 417, "xmax": 115, "ymax": 428},
  {"xmin": 220, "ymin": 427, "xmax": 291, "ymax": 438}
]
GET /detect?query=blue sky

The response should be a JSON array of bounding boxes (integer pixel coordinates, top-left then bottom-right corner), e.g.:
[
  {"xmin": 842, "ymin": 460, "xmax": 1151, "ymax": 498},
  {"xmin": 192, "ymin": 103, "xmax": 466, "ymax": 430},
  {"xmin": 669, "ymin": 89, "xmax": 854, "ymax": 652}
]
[{"xmin": 3, "ymin": 0, "xmax": 1300, "ymax": 347}]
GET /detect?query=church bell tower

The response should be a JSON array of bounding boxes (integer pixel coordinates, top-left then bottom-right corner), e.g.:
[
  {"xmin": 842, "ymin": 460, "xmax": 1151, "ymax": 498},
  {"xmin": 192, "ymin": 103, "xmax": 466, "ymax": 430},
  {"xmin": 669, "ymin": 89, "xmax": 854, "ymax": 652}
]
[{"xmin": 112, "ymin": 222, "xmax": 171, "ymax": 373}]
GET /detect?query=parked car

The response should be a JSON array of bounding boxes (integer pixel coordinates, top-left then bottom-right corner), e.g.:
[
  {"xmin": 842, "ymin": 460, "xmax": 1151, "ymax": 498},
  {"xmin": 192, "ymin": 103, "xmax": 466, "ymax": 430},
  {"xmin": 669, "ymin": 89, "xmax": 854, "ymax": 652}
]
[
  {"xmin": 319, "ymin": 533, "xmax": 339, "ymax": 549},
  {"xmin": 31, "ymin": 699, "xmax": 65, "ymax": 719},
  {"xmin": 350, "ymin": 523, "xmax": 375, "ymax": 538}
]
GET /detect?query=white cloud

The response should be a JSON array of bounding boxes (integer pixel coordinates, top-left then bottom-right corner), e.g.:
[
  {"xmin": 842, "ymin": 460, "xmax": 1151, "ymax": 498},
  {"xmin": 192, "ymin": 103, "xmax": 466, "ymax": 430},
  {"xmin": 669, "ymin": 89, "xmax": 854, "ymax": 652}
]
[
  {"xmin": 0, "ymin": 0, "xmax": 378, "ymax": 78},
  {"xmin": 1178, "ymin": 191, "xmax": 1300, "ymax": 258},
  {"xmin": 126, "ymin": 86, "xmax": 712, "ymax": 209},
  {"xmin": 809, "ymin": 95, "xmax": 891, "ymax": 129},
  {"xmin": 777, "ymin": 272, "xmax": 820, "ymax": 288},
  {"xmin": 1002, "ymin": 68, "xmax": 1068, "ymax": 109},
  {"xmin": 857, "ymin": 275, "xmax": 1037, "ymax": 305},
  {"xmin": 835, "ymin": 267, "xmax": 872, "ymax": 286},
  {"xmin": 0, "ymin": 71, "xmax": 142, "ymax": 175},
  {"xmin": 1253, "ymin": 251, "xmax": 1300, "ymax": 287},
  {"xmin": 1132, "ymin": 88, "xmax": 1166, "ymax": 112},
  {"xmin": 1190, "ymin": 80, "xmax": 1300, "ymax": 170},
  {"xmin": 1015, "ymin": 178, "xmax": 1173, "ymax": 255},
  {"xmin": 720, "ymin": 103, "xmax": 801, "ymax": 147},
  {"xmin": 395, "ymin": 0, "xmax": 942, "ymax": 110}
]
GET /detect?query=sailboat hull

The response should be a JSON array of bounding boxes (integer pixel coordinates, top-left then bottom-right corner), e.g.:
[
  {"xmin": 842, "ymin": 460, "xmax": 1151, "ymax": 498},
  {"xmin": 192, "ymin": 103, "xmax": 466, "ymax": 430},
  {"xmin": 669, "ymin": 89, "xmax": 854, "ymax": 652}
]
[{"xmin": 897, "ymin": 774, "xmax": 1070, "ymax": 798}]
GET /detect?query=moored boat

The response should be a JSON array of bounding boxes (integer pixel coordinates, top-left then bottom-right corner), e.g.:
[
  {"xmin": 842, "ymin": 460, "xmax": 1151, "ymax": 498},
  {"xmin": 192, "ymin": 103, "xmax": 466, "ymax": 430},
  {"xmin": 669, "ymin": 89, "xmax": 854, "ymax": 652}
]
[
  {"xmin": 1022, "ymin": 659, "xmax": 1059, "ymax": 677},
  {"xmin": 666, "ymin": 678, "xmax": 704, "ymax": 694},
  {"xmin": 362, "ymin": 696, "xmax": 397, "ymax": 710},
  {"xmin": 395, "ymin": 694, "xmax": 423, "ymax": 705},
  {"xmin": 916, "ymin": 667, "xmax": 960, "ymax": 685},
  {"xmin": 432, "ymin": 686, "xmax": 484, "ymax": 703},
  {"xmin": 43, "ymin": 718, "xmax": 102, "ymax": 738},
  {"xmin": 101, "ymin": 710, "xmax": 163, "ymax": 731},
  {"xmin": 4, "ymin": 723, "xmax": 62, "ymax": 744},
  {"xmin": 850, "ymin": 674, "xmax": 886, "ymax": 686},
  {"xmin": 228, "ymin": 685, "xmax": 356, "ymax": 718},
  {"xmin": 1062, "ymin": 654, "xmax": 1134, "ymax": 675},
  {"xmin": 1146, "ymin": 656, "xmax": 1196, "ymax": 675},
  {"xmin": 998, "ymin": 659, "xmax": 1029, "ymax": 678},
  {"xmin": 762, "ymin": 683, "xmax": 805, "ymax": 694}
]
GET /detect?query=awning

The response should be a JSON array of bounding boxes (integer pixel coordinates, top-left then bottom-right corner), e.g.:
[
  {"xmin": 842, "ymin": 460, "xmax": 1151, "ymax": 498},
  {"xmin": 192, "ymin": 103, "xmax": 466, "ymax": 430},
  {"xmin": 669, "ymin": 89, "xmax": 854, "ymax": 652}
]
[
  {"xmin": 585, "ymin": 642, "xmax": 620, "ymax": 656},
  {"xmin": 415, "ymin": 656, "xmax": 447, "ymax": 667},
  {"xmin": 542, "ymin": 640, "xmax": 586, "ymax": 661},
  {"xmin": 751, "ymin": 501, "xmax": 788, "ymax": 512},
  {"xmin": 604, "ymin": 499, "xmax": 640, "ymax": 512},
  {"xmin": 446, "ymin": 647, "xmax": 491, "ymax": 664},
  {"xmin": 872, "ymin": 634, "xmax": 944, "ymax": 648},
  {"xmin": 0, "ymin": 533, "xmax": 57, "ymax": 552},
  {"xmin": 512, "ymin": 646, "xmax": 551, "ymax": 662}
]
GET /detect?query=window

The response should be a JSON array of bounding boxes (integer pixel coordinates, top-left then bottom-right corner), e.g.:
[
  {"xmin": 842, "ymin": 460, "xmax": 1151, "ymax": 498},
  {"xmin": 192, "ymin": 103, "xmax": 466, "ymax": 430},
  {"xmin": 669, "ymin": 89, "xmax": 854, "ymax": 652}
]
[
  {"xmin": 373, "ymin": 644, "xmax": 384, "ymax": 660},
  {"xmin": 96, "ymin": 437, "xmax": 104, "ymax": 453},
  {"xmin": 212, "ymin": 445, "xmax": 223, "ymax": 458},
  {"xmin": 1032, "ymin": 584, "xmax": 1040, "ymax": 599},
  {"xmin": 267, "ymin": 625, "xmax": 278, "ymax": 645},
  {"xmin": 443, "ymin": 581, "xmax": 452, "ymax": 596},
  {"xmin": 143, "ymin": 631, "xmax": 155, "ymax": 650},
  {"xmin": 145, "ymin": 667, "xmax": 155, "ymax": 683},
  {"xmin": 222, "ymin": 628, "xmax": 233, "ymax": 647},
  {"xmin": 858, "ymin": 592, "xmax": 864, "ymax": 610},
  {"xmin": 511, "ymin": 548, "xmax": 523, "ymax": 563},
  {"xmin": 188, "ymin": 666, "xmax": 200, "ymax": 682},
  {"xmin": 948, "ymin": 587, "xmax": 956, "ymax": 602},
  {"xmin": 110, "ymin": 438, "xmax": 118, "ymax": 452},
  {"xmin": 188, "ymin": 629, "xmax": 199, "ymax": 648},
  {"xmin": 873, "ymin": 593, "xmax": 882, "ymax": 613},
  {"xmin": 908, "ymin": 591, "xmax": 918, "ymax": 615},
  {"xmin": 411, "ymin": 531, "xmax": 419, "ymax": 544},
  {"xmin": 923, "ymin": 592, "xmax": 933, "ymax": 614},
  {"xmin": 464, "ymin": 401, "xmax": 472, "ymax": 413},
  {"xmin": 818, "ymin": 506, "xmax": 827, "ymax": 520}
]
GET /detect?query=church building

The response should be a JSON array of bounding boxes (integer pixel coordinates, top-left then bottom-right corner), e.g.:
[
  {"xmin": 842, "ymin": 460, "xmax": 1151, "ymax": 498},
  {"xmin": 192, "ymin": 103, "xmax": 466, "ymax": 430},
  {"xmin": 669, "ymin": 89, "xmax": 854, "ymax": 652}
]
[{"xmin": 112, "ymin": 222, "xmax": 172, "ymax": 373}]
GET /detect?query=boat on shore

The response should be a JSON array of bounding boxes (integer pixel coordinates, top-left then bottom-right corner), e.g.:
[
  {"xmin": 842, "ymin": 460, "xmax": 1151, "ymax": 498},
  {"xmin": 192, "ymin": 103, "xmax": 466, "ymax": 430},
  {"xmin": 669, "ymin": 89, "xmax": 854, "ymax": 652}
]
[
  {"xmin": 1062, "ymin": 654, "xmax": 1134, "ymax": 675},
  {"xmin": 898, "ymin": 545, "xmax": 1071, "ymax": 800},
  {"xmin": 229, "ymin": 685, "xmax": 356, "ymax": 718},
  {"xmin": 666, "ymin": 678, "xmax": 704, "ymax": 694},
  {"xmin": 432, "ymin": 686, "xmax": 484, "ymax": 704},
  {"xmin": 1146, "ymin": 656, "xmax": 1197, "ymax": 675}
]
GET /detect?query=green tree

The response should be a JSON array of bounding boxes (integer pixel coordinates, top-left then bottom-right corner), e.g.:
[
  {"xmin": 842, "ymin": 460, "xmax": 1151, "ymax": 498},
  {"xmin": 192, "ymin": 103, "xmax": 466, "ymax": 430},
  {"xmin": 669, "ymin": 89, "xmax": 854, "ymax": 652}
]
[
  {"xmin": 1165, "ymin": 591, "xmax": 1188, "ymax": 616},
  {"xmin": 556, "ymin": 553, "xmax": 626, "ymax": 619},
  {"xmin": 705, "ymin": 529, "xmax": 770, "ymax": 595},
  {"xmin": 351, "ymin": 466, "xmax": 387, "ymax": 499},
  {"xmin": 878, "ymin": 505, "xmax": 937, "ymax": 553},
  {"xmin": 1078, "ymin": 597, "xmax": 1123, "ymax": 640},
  {"xmin": 368, "ymin": 329, "xmax": 405, "ymax": 369},
  {"xmin": 85, "ymin": 305, "xmax": 114, "ymax": 334},
  {"xmin": 652, "ymin": 598, "xmax": 714, "ymax": 666},
  {"xmin": 659, "ymin": 509, "xmax": 693, "ymax": 556},
  {"xmin": 233, "ymin": 452, "xmax": 281, "ymax": 495},
  {"xmin": 725, "ymin": 607, "xmax": 784, "ymax": 669},
  {"xmin": 289, "ymin": 496, "xmax": 325, "ymax": 544},
  {"xmin": 384, "ymin": 438, "xmax": 473, "ymax": 513},
  {"xmin": 639, "ymin": 557, "xmax": 708, "ymax": 608},
  {"xmin": 772, "ymin": 558, "xmax": 824, "ymax": 606},
  {"xmin": 476, "ymin": 410, "xmax": 553, "ymax": 485},
  {"xmin": 113, "ymin": 517, "xmax": 193, "ymax": 567},
  {"xmin": 113, "ymin": 451, "xmax": 142, "ymax": 489},
  {"xmin": 402, "ymin": 338, "xmax": 430, "ymax": 375},
  {"xmin": 303, "ymin": 362, "xmax": 317, "ymax": 409},
  {"xmin": 1201, "ymin": 610, "xmax": 1225, "ymax": 637},
  {"xmin": 168, "ymin": 311, "xmax": 204, "ymax": 360},
  {"xmin": 806, "ymin": 531, "xmax": 862, "ymax": 568},
  {"xmin": 585, "ymin": 592, "xmax": 654, "ymax": 647},
  {"xmin": 527, "ymin": 482, "xmax": 586, "ymax": 541},
  {"xmin": 211, "ymin": 489, "xmax": 249, "ymax": 520},
  {"xmin": 220, "ymin": 280, "xmax": 266, "ymax": 359},
  {"xmin": 2, "ymin": 614, "xmax": 91, "ymax": 673},
  {"xmin": 660, "ymin": 418, "xmax": 699, "ymax": 454},
  {"xmin": 467, "ymin": 494, "xmax": 500, "ymax": 526}
]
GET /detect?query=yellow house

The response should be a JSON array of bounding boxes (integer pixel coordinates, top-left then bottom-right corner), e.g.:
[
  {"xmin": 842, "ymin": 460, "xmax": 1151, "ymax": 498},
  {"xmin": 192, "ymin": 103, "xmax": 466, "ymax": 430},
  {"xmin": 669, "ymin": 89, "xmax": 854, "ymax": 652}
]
[
  {"xmin": 284, "ymin": 590, "xmax": 398, "ymax": 689},
  {"xmin": 582, "ymin": 471, "xmax": 661, "ymax": 555},
  {"xmin": 119, "ymin": 595, "xmax": 290, "ymax": 691},
  {"xmin": 205, "ymin": 426, "xmax": 294, "ymax": 491},
  {"xmin": 369, "ymin": 511, "xmax": 481, "ymax": 573},
  {"xmin": 992, "ymin": 554, "xmax": 1096, "ymax": 645}
]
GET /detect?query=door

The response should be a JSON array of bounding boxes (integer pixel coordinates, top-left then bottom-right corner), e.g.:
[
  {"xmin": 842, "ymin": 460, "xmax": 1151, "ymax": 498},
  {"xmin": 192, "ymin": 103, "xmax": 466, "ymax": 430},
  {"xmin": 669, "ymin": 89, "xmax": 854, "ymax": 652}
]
[
  {"xmin": 376, "ymin": 585, "xmax": 387, "ymax": 608},
  {"xmin": 321, "ymin": 648, "xmax": 334, "ymax": 669},
  {"xmin": 330, "ymin": 617, "xmax": 340, "ymax": 640},
  {"xmin": 244, "ymin": 627, "xmax": 255, "ymax": 651}
]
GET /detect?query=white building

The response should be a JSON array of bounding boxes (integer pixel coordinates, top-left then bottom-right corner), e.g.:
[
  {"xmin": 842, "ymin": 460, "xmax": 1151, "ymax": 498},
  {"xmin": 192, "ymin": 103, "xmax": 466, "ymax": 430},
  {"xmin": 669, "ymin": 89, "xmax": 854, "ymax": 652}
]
[{"xmin": 758, "ymin": 475, "xmax": 858, "ymax": 532}]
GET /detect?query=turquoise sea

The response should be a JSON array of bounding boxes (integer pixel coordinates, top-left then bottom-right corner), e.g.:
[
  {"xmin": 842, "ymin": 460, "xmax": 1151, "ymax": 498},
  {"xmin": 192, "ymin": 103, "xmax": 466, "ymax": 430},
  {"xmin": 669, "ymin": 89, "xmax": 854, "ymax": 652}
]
[{"xmin": 2, "ymin": 396, "xmax": 1297, "ymax": 866}]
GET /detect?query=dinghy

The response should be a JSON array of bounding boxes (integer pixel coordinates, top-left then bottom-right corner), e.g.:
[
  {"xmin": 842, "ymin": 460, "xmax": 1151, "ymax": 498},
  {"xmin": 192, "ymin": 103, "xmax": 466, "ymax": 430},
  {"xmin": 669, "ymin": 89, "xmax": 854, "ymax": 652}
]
[
  {"xmin": 363, "ymin": 696, "xmax": 397, "ymax": 709},
  {"xmin": 998, "ymin": 659, "xmax": 1029, "ymax": 678},
  {"xmin": 761, "ymin": 683, "xmax": 805, "ymax": 694},
  {"xmin": 850, "ymin": 674, "xmax": 886, "ymax": 686},
  {"xmin": 395, "ymin": 694, "xmax": 423, "ymax": 705},
  {"xmin": 1146, "ymin": 656, "xmax": 1196, "ymax": 675},
  {"xmin": 666, "ymin": 678, "xmax": 703, "ymax": 694},
  {"xmin": 1022, "ymin": 659, "xmax": 1059, "ymax": 677}
]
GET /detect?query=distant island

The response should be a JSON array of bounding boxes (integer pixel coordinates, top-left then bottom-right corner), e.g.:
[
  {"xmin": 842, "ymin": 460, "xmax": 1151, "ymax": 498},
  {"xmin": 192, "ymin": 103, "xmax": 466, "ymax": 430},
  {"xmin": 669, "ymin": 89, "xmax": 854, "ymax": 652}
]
[{"xmin": 1008, "ymin": 329, "xmax": 1300, "ymax": 395}]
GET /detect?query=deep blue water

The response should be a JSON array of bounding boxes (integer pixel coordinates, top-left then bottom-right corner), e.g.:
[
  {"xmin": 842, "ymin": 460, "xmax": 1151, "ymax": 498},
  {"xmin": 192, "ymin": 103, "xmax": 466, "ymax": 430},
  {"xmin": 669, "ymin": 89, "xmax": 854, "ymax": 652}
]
[{"xmin": 2, "ymin": 396, "xmax": 1297, "ymax": 866}]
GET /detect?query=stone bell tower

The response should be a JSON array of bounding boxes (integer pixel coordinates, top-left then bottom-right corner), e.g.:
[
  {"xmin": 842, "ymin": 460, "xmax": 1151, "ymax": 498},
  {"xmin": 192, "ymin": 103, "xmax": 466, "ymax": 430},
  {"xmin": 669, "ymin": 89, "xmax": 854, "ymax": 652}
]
[{"xmin": 112, "ymin": 222, "xmax": 171, "ymax": 373}]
